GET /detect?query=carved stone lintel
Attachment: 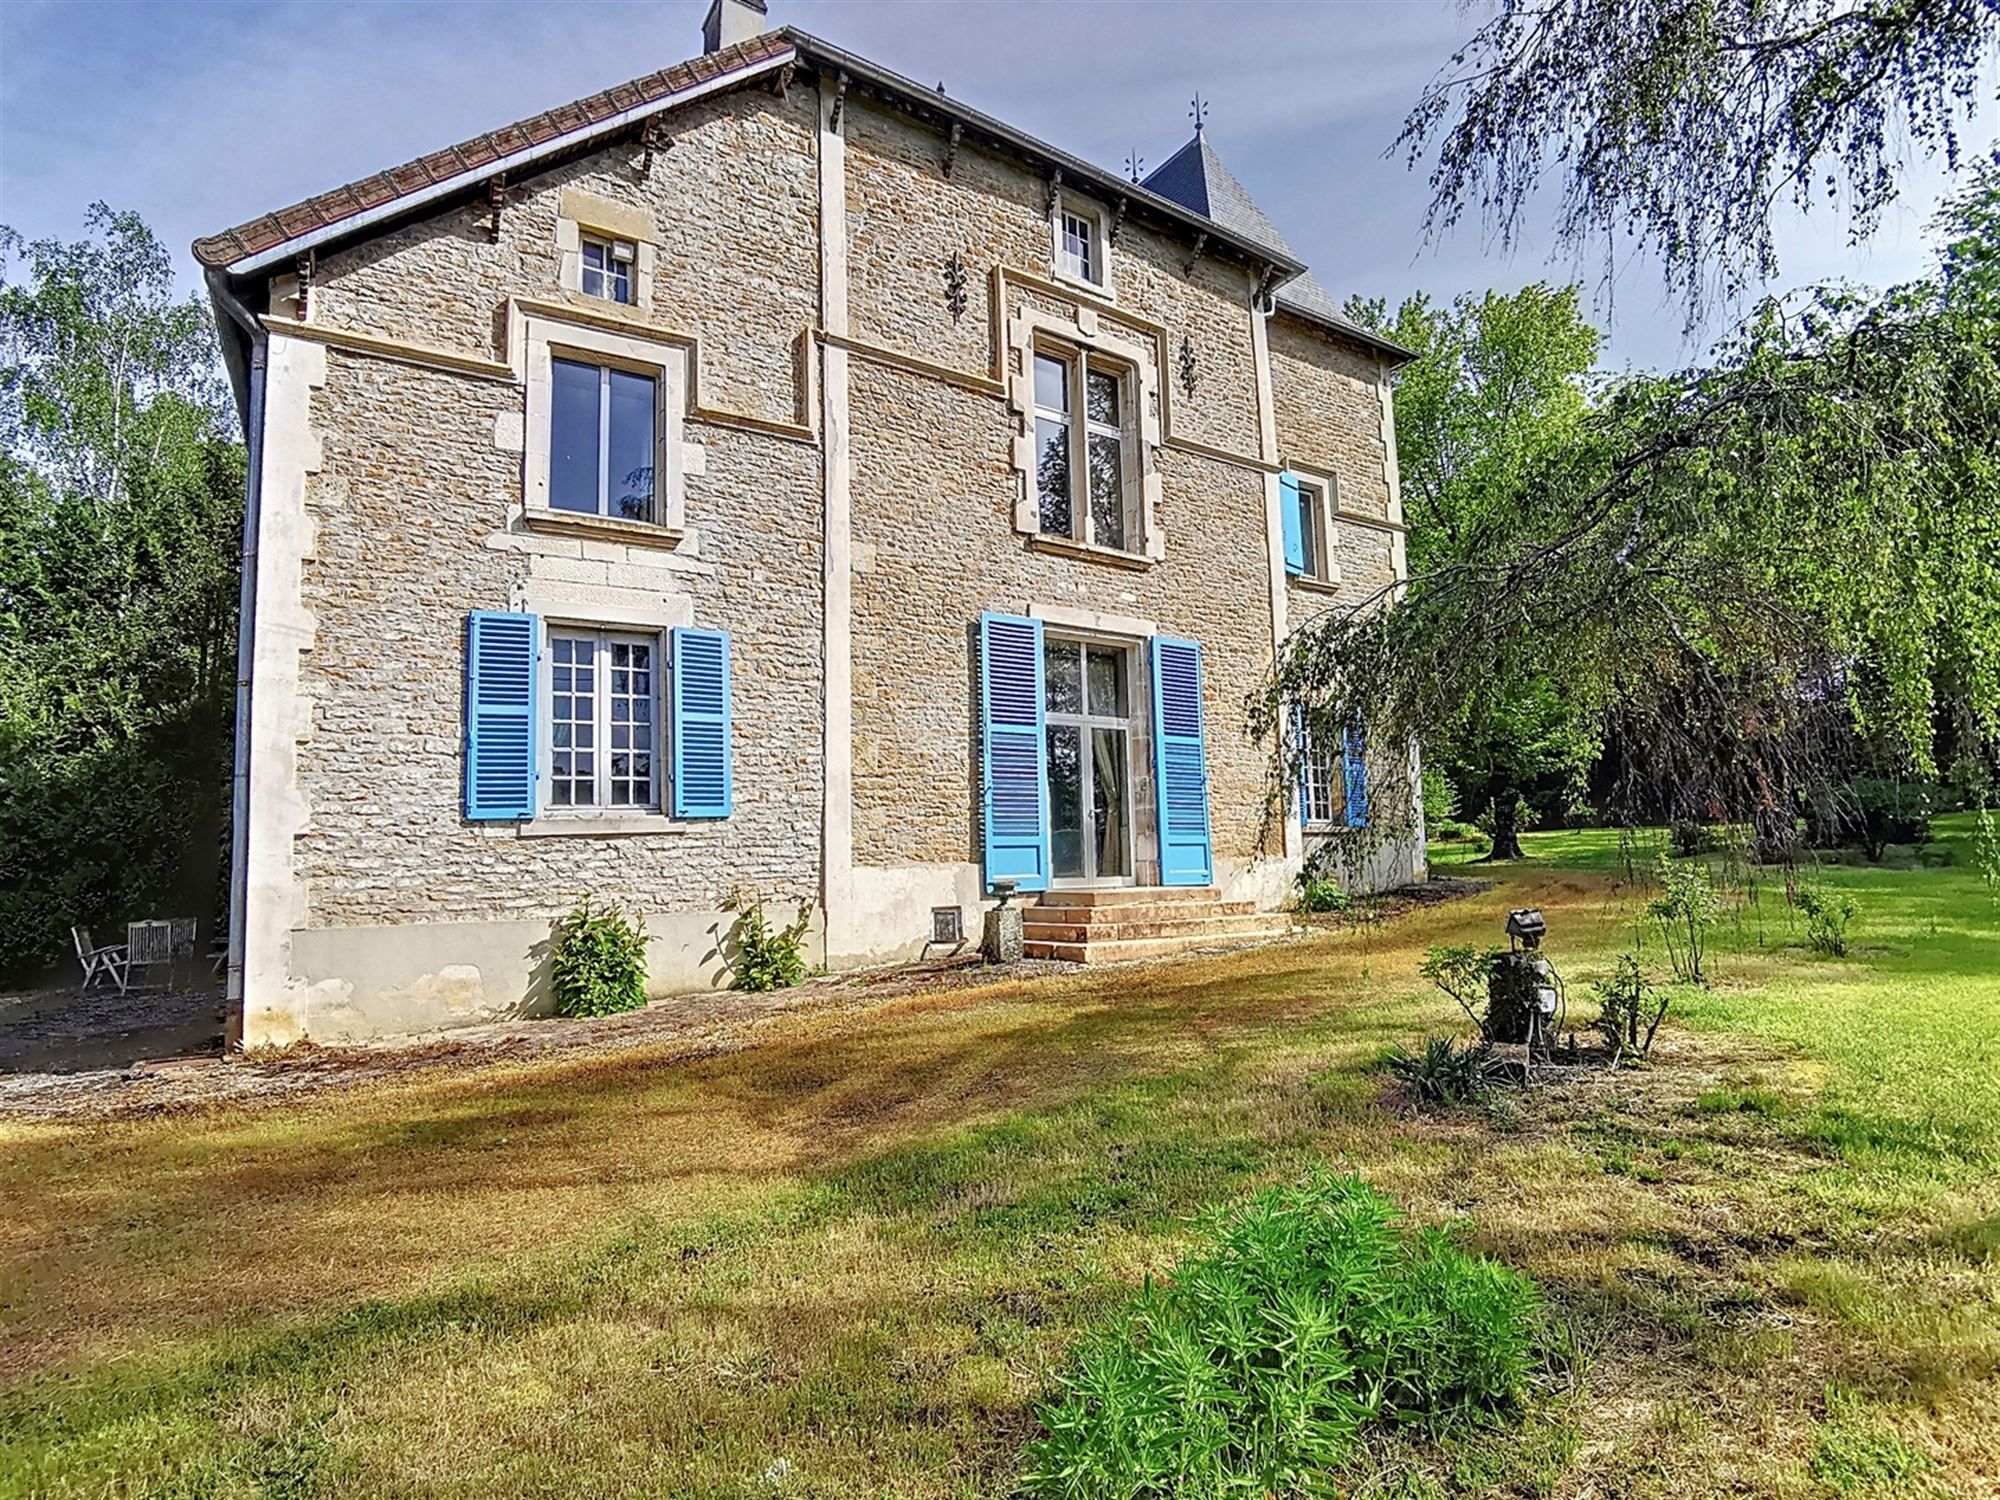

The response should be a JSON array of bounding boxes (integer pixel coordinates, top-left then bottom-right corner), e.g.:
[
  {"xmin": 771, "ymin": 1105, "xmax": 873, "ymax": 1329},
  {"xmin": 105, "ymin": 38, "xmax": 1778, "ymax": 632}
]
[
  {"xmin": 1109, "ymin": 195, "xmax": 1129, "ymax": 248},
  {"xmin": 943, "ymin": 120, "xmax": 963, "ymax": 180},
  {"xmin": 486, "ymin": 176, "xmax": 506, "ymax": 243},
  {"xmin": 1182, "ymin": 231, "xmax": 1207, "ymax": 279},
  {"xmin": 1045, "ymin": 168, "xmax": 1063, "ymax": 219},
  {"xmin": 828, "ymin": 70, "xmax": 849, "ymax": 134}
]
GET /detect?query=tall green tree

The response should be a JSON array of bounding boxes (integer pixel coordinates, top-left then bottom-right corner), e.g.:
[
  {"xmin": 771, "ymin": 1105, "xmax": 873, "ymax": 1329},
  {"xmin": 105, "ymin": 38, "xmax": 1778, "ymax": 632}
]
[
  {"xmin": 0, "ymin": 205, "xmax": 244, "ymax": 976},
  {"xmin": 1401, "ymin": 0, "xmax": 2000, "ymax": 323},
  {"xmin": 1346, "ymin": 285, "xmax": 1604, "ymax": 858}
]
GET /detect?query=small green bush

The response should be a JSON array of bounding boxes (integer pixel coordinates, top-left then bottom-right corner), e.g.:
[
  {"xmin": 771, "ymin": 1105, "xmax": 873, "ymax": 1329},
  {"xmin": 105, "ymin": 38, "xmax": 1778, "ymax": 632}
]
[
  {"xmin": 550, "ymin": 898, "xmax": 649, "ymax": 1018},
  {"xmin": 1296, "ymin": 875, "xmax": 1351, "ymax": 914},
  {"xmin": 1796, "ymin": 881, "xmax": 1857, "ymax": 957},
  {"xmin": 1592, "ymin": 954, "xmax": 1669, "ymax": 1060},
  {"xmin": 1384, "ymin": 1035, "xmax": 1499, "ymax": 1107},
  {"xmin": 1647, "ymin": 855, "xmax": 1720, "ymax": 985},
  {"xmin": 731, "ymin": 894, "xmax": 816, "ymax": 992},
  {"xmin": 1022, "ymin": 1172, "xmax": 1539, "ymax": 1497}
]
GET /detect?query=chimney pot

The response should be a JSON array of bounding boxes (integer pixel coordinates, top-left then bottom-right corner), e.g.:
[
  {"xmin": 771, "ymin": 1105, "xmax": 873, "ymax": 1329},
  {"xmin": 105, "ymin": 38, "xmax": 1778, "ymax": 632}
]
[{"xmin": 702, "ymin": 0, "xmax": 768, "ymax": 53}]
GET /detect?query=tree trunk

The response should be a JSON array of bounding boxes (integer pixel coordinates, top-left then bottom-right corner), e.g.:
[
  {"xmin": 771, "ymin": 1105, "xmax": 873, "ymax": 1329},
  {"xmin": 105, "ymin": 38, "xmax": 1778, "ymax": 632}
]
[{"xmin": 1485, "ymin": 790, "xmax": 1526, "ymax": 861}]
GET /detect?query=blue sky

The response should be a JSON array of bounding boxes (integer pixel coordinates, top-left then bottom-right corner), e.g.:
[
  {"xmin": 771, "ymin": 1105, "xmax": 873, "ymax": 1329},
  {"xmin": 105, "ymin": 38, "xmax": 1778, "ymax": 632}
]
[{"xmin": 2, "ymin": 0, "xmax": 1989, "ymax": 370}]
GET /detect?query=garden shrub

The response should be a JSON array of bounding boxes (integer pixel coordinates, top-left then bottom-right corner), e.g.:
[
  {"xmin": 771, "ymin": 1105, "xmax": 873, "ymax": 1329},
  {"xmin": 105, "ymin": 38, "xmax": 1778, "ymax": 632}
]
[
  {"xmin": 1647, "ymin": 855, "xmax": 1719, "ymax": 985},
  {"xmin": 1384, "ymin": 1035, "xmax": 1499, "ymax": 1106},
  {"xmin": 550, "ymin": 898, "xmax": 649, "ymax": 1018},
  {"xmin": 1296, "ymin": 875, "xmax": 1351, "ymax": 914},
  {"xmin": 731, "ymin": 894, "xmax": 816, "ymax": 992},
  {"xmin": 1843, "ymin": 777, "xmax": 1941, "ymax": 860},
  {"xmin": 1795, "ymin": 882, "xmax": 1857, "ymax": 957},
  {"xmin": 1419, "ymin": 943, "xmax": 1501, "ymax": 1036},
  {"xmin": 1592, "ymin": 954, "xmax": 1669, "ymax": 1060},
  {"xmin": 1022, "ymin": 1172, "xmax": 1539, "ymax": 1497}
]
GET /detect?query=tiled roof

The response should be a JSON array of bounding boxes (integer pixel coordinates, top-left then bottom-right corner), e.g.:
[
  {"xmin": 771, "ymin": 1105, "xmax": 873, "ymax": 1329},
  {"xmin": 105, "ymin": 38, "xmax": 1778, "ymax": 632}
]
[
  {"xmin": 1143, "ymin": 133, "xmax": 1407, "ymax": 358},
  {"xmin": 191, "ymin": 32, "xmax": 793, "ymax": 270}
]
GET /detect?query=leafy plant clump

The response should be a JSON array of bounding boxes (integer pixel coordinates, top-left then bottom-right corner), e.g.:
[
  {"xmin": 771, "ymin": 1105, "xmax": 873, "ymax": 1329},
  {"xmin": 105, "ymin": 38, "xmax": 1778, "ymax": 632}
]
[
  {"xmin": 550, "ymin": 898, "xmax": 649, "ymax": 1018},
  {"xmin": 1647, "ymin": 855, "xmax": 1720, "ymax": 985},
  {"xmin": 1592, "ymin": 954, "xmax": 1669, "ymax": 1061},
  {"xmin": 1385, "ymin": 1035, "xmax": 1499, "ymax": 1107},
  {"xmin": 1022, "ymin": 1173, "xmax": 1539, "ymax": 1497},
  {"xmin": 1296, "ymin": 875, "xmax": 1352, "ymax": 915},
  {"xmin": 1795, "ymin": 882, "xmax": 1858, "ymax": 958},
  {"xmin": 731, "ymin": 894, "xmax": 817, "ymax": 992}
]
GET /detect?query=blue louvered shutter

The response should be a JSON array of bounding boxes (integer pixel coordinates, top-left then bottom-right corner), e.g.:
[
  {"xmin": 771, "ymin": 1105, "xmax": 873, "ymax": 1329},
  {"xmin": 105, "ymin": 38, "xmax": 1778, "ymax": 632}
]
[
  {"xmin": 979, "ymin": 611, "xmax": 1051, "ymax": 892},
  {"xmin": 1279, "ymin": 471, "xmax": 1306, "ymax": 576},
  {"xmin": 1343, "ymin": 719, "xmax": 1370, "ymax": 828},
  {"xmin": 465, "ymin": 610, "xmax": 538, "ymax": 820},
  {"xmin": 1151, "ymin": 635, "xmax": 1213, "ymax": 886},
  {"xmin": 671, "ymin": 627, "xmax": 732, "ymax": 818}
]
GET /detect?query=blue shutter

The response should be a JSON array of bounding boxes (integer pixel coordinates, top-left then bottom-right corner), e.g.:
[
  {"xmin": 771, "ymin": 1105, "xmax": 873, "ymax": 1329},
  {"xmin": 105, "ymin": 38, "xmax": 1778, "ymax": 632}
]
[
  {"xmin": 1279, "ymin": 470, "xmax": 1306, "ymax": 576},
  {"xmin": 1151, "ymin": 635, "xmax": 1213, "ymax": 886},
  {"xmin": 1343, "ymin": 720, "xmax": 1370, "ymax": 828},
  {"xmin": 980, "ymin": 611, "xmax": 1051, "ymax": 892},
  {"xmin": 465, "ymin": 610, "xmax": 538, "ymax": 820},
  {"xmin": 672, "ymin": 627, "xmax": 732, "ymax": 818}
]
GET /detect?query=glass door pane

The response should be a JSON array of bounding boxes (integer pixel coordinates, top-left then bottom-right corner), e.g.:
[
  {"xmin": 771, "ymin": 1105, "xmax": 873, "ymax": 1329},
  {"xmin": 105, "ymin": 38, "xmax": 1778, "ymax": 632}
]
[
  {"xmin": 1092, "ymin": 727, "xmax": 1129, "ymax": 879},
  {"xmin": 1047, "ymin": 723, "xmax": 1085, "ymax": 879}
]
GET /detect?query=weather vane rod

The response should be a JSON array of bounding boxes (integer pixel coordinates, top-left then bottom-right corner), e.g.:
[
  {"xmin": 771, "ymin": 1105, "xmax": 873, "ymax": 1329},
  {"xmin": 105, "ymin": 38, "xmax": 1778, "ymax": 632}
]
[
  {"xmin": 1189, "ymin": 91, "xmax": 1209, "ymax": 137},
  {"xmin": 1125, "ymin": 150, "xmax": 1145, "ymax": 183}
]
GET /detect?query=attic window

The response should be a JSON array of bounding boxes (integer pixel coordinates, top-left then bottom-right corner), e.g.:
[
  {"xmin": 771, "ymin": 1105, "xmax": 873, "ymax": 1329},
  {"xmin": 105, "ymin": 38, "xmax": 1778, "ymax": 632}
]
[
  {"xmin": 1051, "ymin": 195, "xmax": 1112, "ymax": 293},
  {"xmin": 581, "ymin": 235, "xmax": 635, "ymax": 304}
]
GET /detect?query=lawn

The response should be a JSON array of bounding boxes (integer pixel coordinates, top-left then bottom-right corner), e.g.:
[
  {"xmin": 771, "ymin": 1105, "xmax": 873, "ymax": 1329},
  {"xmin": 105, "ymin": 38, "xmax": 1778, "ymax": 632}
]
[{"xmin": 3, "ymin": 822, "xmax": 1996, "ymax": 1497}]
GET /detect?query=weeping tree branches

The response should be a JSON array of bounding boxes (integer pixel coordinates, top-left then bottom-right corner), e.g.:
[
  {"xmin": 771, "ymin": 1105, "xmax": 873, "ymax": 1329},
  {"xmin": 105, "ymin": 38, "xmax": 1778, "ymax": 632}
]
[
  {"xmin": 1400, "ymin": 0, "xmax": 2000, "ymax": 325},
  {"xmin": 1266, "ymin": 180, "xmax": 2000, "ymax": 851}
]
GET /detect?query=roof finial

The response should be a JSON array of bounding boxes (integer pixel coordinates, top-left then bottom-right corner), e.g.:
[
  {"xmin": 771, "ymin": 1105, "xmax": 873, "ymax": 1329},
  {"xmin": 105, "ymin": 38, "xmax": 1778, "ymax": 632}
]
[
  {"xmin": 1125, "ymin": 150, "xmax": 1145, "ymax": 184},
  {"xmin": 1189, "ymin": 91, "xmax": 1209, "ymax": 138}
]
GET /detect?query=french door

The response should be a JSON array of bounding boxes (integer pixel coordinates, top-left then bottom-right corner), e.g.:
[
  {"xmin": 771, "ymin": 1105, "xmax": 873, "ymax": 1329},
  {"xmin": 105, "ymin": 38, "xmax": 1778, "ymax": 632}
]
[{"xmin": 1044, "ymin": 637, "xmax": 1134, "ymax": 886}]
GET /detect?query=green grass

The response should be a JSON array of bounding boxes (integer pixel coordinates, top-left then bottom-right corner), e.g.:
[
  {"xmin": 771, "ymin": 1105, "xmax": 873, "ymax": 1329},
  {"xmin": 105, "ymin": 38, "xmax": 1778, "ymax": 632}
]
[{"xmin": 2, "ymin": 821, "xmax": 1995, "ymax": 1496}]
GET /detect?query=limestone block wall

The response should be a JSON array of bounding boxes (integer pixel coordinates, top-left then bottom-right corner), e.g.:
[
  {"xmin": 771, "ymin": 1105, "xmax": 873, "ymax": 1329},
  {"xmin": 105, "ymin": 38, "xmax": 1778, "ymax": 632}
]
[
  {"xmin": 1268, "ymin": 314, "xmax": 1394, "ymax": 520},
  {"xmin": 309, "ymin": 85, "xmax": 820, "ymax": 429}
]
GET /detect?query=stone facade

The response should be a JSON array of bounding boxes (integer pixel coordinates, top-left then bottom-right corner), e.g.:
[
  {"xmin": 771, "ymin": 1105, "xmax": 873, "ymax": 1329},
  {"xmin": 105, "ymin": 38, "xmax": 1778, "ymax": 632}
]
[{"xmin": 216, "ymin": 43, "xmax": 1420, "ymax": 1045}]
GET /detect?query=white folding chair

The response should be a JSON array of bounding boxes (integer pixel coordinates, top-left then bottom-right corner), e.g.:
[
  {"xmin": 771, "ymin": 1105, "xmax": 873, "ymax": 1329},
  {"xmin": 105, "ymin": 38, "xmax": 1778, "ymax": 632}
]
[{"xmin": 73, "ymin": 926, "xmax": 130, "ymax": 995}]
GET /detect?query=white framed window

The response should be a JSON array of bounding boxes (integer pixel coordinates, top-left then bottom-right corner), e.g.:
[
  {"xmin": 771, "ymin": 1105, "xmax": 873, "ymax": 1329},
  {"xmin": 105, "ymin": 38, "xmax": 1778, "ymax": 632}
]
[
  {"xmin": 550, "ymin": 356, "xmax": 657, "ymax": 523},
  {"xmin": 1033, "ymin": 343, "xmax": 1137, "ymax": 552},
  {"xmin": 1050, "ymin": 195, "xmax": 1112, "ymax": 291},
  {"xmin": 1295, "ymin": 708, "xmax": 1343, "ymax": 828},
  {"xmin": 580, "ymin": 235, "xmax": 636, "ymax": 304},
  {"xmin": 546, "ymin": 628, "xmax": 661, "ymax": 812},
  {"xmin": 1298, "ymin": 477, "xmax": 1325, "ymax": 580}
]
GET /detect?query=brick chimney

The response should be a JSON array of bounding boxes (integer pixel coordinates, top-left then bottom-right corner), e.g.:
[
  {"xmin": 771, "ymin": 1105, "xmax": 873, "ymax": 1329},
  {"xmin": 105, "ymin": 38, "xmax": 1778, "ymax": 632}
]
[{"xmin": 702, "ymin": 0, "xmax": 768, "ymax": 53}]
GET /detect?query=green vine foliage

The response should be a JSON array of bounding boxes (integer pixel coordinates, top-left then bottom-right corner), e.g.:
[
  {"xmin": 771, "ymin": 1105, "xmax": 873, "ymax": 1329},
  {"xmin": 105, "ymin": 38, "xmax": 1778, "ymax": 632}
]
[
  {"xmin": 731, "ymin": 895, "xmax": 816, "ymax": 993},
  {"xmin": 550, "ymin": 899, "xmax": 649, "ymax": 1018}
]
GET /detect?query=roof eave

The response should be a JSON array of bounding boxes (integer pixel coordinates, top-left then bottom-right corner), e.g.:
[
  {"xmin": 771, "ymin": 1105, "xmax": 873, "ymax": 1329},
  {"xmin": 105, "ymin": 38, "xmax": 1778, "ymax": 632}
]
[{"xmin": 201, "ymin": 45, "xmax": 798, "ymax": 279}]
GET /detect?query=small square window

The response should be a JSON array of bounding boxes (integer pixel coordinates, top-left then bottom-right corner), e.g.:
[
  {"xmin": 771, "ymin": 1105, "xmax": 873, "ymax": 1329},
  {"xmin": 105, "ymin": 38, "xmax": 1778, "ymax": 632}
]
[
  {"xmin": 581, "ymin": 235, "xmax": 635, "ymax": 304},
  {"xmin": 931, "ymin": 907, "xmax": 964, "ymax": 945}
]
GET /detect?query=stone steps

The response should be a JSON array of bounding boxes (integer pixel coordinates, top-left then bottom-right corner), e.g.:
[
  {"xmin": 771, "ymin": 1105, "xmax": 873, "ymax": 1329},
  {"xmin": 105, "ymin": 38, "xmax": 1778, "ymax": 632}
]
[{"xmin": 1021, "ymin": 886, "xmax": 1291, "ymax": 964}]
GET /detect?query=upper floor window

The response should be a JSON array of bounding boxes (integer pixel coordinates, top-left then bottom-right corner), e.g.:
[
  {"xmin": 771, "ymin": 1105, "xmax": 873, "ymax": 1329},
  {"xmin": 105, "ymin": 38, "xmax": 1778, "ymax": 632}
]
[
  {"xmin": 581, "ymin": 235, "xmax": 636, "ymax": 304},
  {"xmin": 1282, "ymin": 470, "xmax": 1337, "ymax": 584},
  {"xmin": 1298, "ymin": 477, "xmax": 1325, "ymax": 579},
  {"xmin": 1059, "ymin": 211, "xmax": 1096, "ymax": 284},
  {"xmin": 551, "ymin": 357, "xmax": 655, "ymax": 522},
  {"xmin": 1034, "ymin": 345, "xmax": 1135, "ymax": 552}
]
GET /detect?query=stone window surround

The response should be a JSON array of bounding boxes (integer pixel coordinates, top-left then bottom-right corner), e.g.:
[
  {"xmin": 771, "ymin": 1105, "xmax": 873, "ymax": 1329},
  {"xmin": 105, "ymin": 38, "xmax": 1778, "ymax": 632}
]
[
  {"xmin": 1006, "ymin": 305, "xmax": 1164, "ymax": 564},
  {"xmin": 556, "ymin": 187, "xmax": 658, "ymax": 310},
  {"xmin": 1048, "ymin": 190, "xmax": 1114, "ymax": 299},
  {"xmin": 516, "ymin": 310, "xmax": 690, "ymax": 539},
  {"xmin": 1287, "ymin": 464, "xmax": 1344, "ymax": 589},
  {"xmin": 1030, "ymin": 339, "xmax": 1141, "ymax": 555}
]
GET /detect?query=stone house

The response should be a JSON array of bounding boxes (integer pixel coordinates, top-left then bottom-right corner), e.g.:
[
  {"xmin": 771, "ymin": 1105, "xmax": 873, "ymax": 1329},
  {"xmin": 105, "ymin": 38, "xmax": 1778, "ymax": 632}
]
[{"xmin": 195, "ymin": 0, "xmax": 1424, "ymax": 1047}]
